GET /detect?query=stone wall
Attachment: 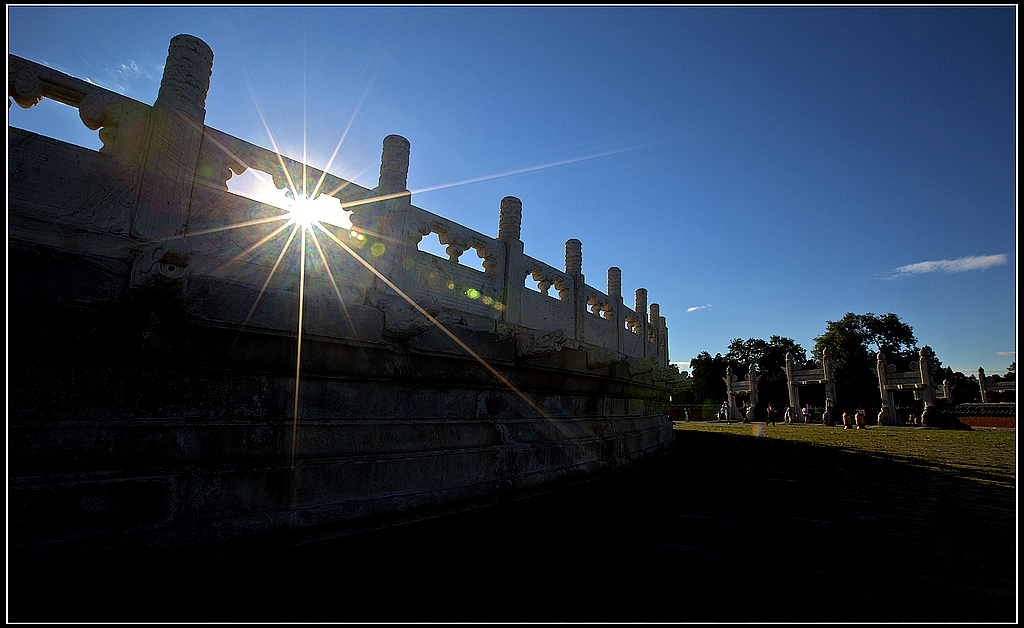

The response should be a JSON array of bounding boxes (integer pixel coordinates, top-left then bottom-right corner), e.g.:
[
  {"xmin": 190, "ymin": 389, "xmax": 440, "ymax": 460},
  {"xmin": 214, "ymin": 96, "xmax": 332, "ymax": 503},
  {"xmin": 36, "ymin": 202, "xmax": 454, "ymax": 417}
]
[{"xmin": 8, "ymin": 35, "xmax": 678, "ymax": 565}]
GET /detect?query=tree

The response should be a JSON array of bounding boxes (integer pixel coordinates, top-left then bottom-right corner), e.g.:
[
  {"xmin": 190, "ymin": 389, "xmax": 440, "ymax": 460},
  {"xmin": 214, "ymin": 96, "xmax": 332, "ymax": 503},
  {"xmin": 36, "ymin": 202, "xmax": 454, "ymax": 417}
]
[
  {"xmin": 687, "ymin": 351, "xmax": 732, "ymax": 405},
  {"xmin": 813, "ymin": 312, "xmax": 919, "ymax": 412},
  {"xmin": 862, "ymin": 312, "xmax": 918, "ymax": 368},
  {"xmin": 933, "ymin": 366, "xmax": 981, "ymax": 404},
  {"xmin": 725, "ymin": 335, "xmax": 806, "ymax": 407}
]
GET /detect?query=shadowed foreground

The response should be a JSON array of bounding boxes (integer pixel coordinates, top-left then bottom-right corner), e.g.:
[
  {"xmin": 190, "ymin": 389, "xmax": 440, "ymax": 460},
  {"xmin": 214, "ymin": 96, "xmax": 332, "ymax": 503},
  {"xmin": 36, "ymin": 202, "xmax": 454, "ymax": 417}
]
[{"xmin": 11, "ymin": 428, "xmax": 1016, "ymax": 623}]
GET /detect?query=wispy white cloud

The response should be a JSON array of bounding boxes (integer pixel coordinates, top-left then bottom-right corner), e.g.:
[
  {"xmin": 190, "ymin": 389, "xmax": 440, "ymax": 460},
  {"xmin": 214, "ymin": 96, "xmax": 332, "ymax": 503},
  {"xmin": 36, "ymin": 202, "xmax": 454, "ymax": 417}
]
[
  {"xmin": 687, "ymin": 304, "xmax": 712, "ymax": 313},
  {"xmin": 994, "ymin": 351, "xmax": 1015, "ymax": 357},
  {"xmin": 117, "ymin": 60, "xmax": 154, "ymax": 81},
  {"xmin": 79, "ymin": 60, "xmax": 159, "ymax": 97},
  {"xmin": 888, "ymin": 254, "xmax": 1007, "ymax": 278}
]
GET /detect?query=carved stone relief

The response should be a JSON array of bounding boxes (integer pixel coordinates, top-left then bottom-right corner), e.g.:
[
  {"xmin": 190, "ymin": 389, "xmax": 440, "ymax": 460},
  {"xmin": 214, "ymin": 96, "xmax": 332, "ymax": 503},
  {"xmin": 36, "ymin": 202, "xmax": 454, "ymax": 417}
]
[
  {"xmin": 586, "ymin": 346, "xmax": 621, "ymax": 370},
  {"xmin": 514, "ymin": 327, "xmax": 568, "ymax": 358},
  {"xmin": 375, "ymin": 296, "xmax": 440, "ymax": 339},
  {"xmin": 129, "ymin": 242, "xmax": 190, "ymax": 303},
  {"xmin": 626, "ymin": 356, "xmax": 658, "ymax": 377}
]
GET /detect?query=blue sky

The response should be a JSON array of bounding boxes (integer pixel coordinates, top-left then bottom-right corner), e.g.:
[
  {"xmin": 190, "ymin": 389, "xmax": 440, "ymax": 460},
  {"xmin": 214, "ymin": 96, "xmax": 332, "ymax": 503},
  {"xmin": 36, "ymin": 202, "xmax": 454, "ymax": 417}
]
[{"xmin": 7, "ymin": 5, "xmax": 1017, "ymax": 376}]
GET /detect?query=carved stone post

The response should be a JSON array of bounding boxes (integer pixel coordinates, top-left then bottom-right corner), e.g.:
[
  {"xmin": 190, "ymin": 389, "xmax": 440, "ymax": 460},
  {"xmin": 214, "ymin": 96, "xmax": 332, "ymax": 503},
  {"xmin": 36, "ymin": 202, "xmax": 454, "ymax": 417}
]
[
  {"xmin": 649, "ymin": 303, "xmax": 660, "ymax": 361},
  {"xmin": 608, "ymin": 267, "xmax": 623, "ymax": 353},
  {"xmin": 635, "ymin": 288, "xmax": 648, "ymax": 358},
  {"xmin": 135, "ymin": 34, "xmax": 214, "ymax": 242},
  {"xmin": 659, "ymin": 315, "xmax": 668, "ymax": 367},
  {"xmin": 564, "ymin": 239, "xmax": 584, "ymax": 343},
  {"xmin": 378, "ymin": 134, "xmax": 410, "ymax": 195},
  {"xmin": 498, "ymin": 196, "xmax": 524, "ymax": 325},
  {"xmin": 358, "ymin": 134, "xmax": 414, "ymax": 297},
  {"xmin": 129, "ymin": 35, "xmax": 213, "ymax": 306},
  {"xmin": 377, "ymin": 134, "xmax": 413, "ymax": 233},
  {"xmin": 978, "ymin": 367, "xmax": 988, "ymax": 403}
]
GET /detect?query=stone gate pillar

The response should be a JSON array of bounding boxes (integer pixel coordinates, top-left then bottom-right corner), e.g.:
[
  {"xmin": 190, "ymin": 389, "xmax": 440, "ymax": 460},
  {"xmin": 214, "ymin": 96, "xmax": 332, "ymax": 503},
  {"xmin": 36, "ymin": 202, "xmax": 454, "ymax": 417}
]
[
  {"xmin": 822, "ymin": 347, "xmax": 837, "ymax": 408},
  {"xmin": 785, "ymin": 351, "xmax": 801, "ymax": 410},
  {"xmin": 877, "ymin": 352, "xmax": 895, "ymax": 425},
  {"xmin": 725, "ymin": 365, "xmax": 738, "ymax": 422},
  {"xmin": 747, "ymin": 364, "xmax": 759, "ymax": 409},
  {"xmin": 919, "ymin": 348, "xmax": 937, "ymax": 407}
]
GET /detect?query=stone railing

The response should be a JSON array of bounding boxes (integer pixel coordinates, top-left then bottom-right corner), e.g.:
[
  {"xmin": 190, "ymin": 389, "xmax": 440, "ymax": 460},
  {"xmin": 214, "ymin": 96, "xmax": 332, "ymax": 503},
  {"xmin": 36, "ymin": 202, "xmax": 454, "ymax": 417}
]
[{"xmin": 8, "ymin": 36, "xmax": 671, "ymax": 370}]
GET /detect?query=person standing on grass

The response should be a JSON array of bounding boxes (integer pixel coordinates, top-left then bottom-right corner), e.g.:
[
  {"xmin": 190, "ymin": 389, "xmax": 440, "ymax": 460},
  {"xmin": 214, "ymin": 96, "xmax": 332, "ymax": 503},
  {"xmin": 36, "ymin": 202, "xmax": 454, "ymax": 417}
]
[
  {"xmin": 766, "ymin": 403, "xmax": 776, "ymax": 426},
  {"xmin": 802, "ymin": 404, "xmax": 810, "ymax": 423}
]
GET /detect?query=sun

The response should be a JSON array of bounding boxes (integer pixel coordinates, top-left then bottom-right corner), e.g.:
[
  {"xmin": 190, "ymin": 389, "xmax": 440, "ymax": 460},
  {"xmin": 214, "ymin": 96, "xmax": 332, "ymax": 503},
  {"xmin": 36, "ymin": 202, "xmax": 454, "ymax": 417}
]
[
  {"xmin": 284, "ymin": 192, "xmax": 350, "ymax": 231},
  {"xmin": 225, "ymin": 168, "xmax": 352, "ymax": 231}
]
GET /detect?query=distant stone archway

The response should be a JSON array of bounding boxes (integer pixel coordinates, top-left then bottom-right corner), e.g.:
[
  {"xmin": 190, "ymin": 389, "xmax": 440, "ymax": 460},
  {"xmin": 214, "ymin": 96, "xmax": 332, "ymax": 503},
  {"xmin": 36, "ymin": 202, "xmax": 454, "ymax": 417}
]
[
  {"xmin": 723, "ymin": 364, "xmax": 760, "ymax": 422},
  {"xmin": 977, "ymin": 367, "xmax": 1015, "ymax": 403},
  {"xmin": 876, "ymin": 348, "xmax": 945, "ymax": 425},
  {"xmin": 785, "ymin": 349, "xmax": 837, "ymax": 420}
]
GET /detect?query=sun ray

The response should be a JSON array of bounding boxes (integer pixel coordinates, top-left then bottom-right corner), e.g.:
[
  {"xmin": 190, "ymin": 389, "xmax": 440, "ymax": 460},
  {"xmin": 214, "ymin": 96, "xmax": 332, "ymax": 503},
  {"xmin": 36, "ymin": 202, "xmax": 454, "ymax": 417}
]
[
  {"xmin": 332, "ymin": 141, "xmax": 673, "ymax": 214},
  {"xmin": 307, "ymin": 224, "xmax": 360, "ymax": 340},
  {"xmin": 324, "ymin": 143, "xmax": 649, "ymax": 236},
  {"xmin": 181, "ymin": 213, "xmax": 290, "ymax": 239},
  {"xmin": 308, "ymin": 70, "xmax": 375, "ymax": 202},
  {"xmin": 246, "ymin": 81, "xmax": 304, "ymax": 205},
  {"xmin": 207, "ymin": 218, "xmax": 295, "ymax": 278},
  {"xmin": 316, "ymin": 226, "xmax": 562, "ymax": 428},
  {"xmin": 228, "ymin": 222, "xmax": 300, "ymax": 352},
  {"xmin": 291, "ymin": 225, "xmax": 307, "ymax": 467}
]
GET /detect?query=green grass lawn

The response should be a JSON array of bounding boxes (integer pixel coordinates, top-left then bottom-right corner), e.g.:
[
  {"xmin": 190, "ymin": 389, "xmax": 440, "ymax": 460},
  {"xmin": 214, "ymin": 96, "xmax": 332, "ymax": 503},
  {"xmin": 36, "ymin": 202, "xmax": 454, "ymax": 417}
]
[{"xmin": 673, "ymin": 422, "xmax": 1015, "ymax": 487}]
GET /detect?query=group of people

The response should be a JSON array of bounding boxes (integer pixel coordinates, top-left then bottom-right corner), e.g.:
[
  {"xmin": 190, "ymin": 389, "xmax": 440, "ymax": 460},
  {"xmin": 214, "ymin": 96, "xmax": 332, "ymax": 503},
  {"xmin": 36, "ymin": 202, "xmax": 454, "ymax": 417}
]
[
  {"xmin": 713, "ymin": 401, "xmax": 867, "ymax": 429},
  {"xmin": 717, "ymin": 402, "xmax": 732, "ymax": 424}
]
